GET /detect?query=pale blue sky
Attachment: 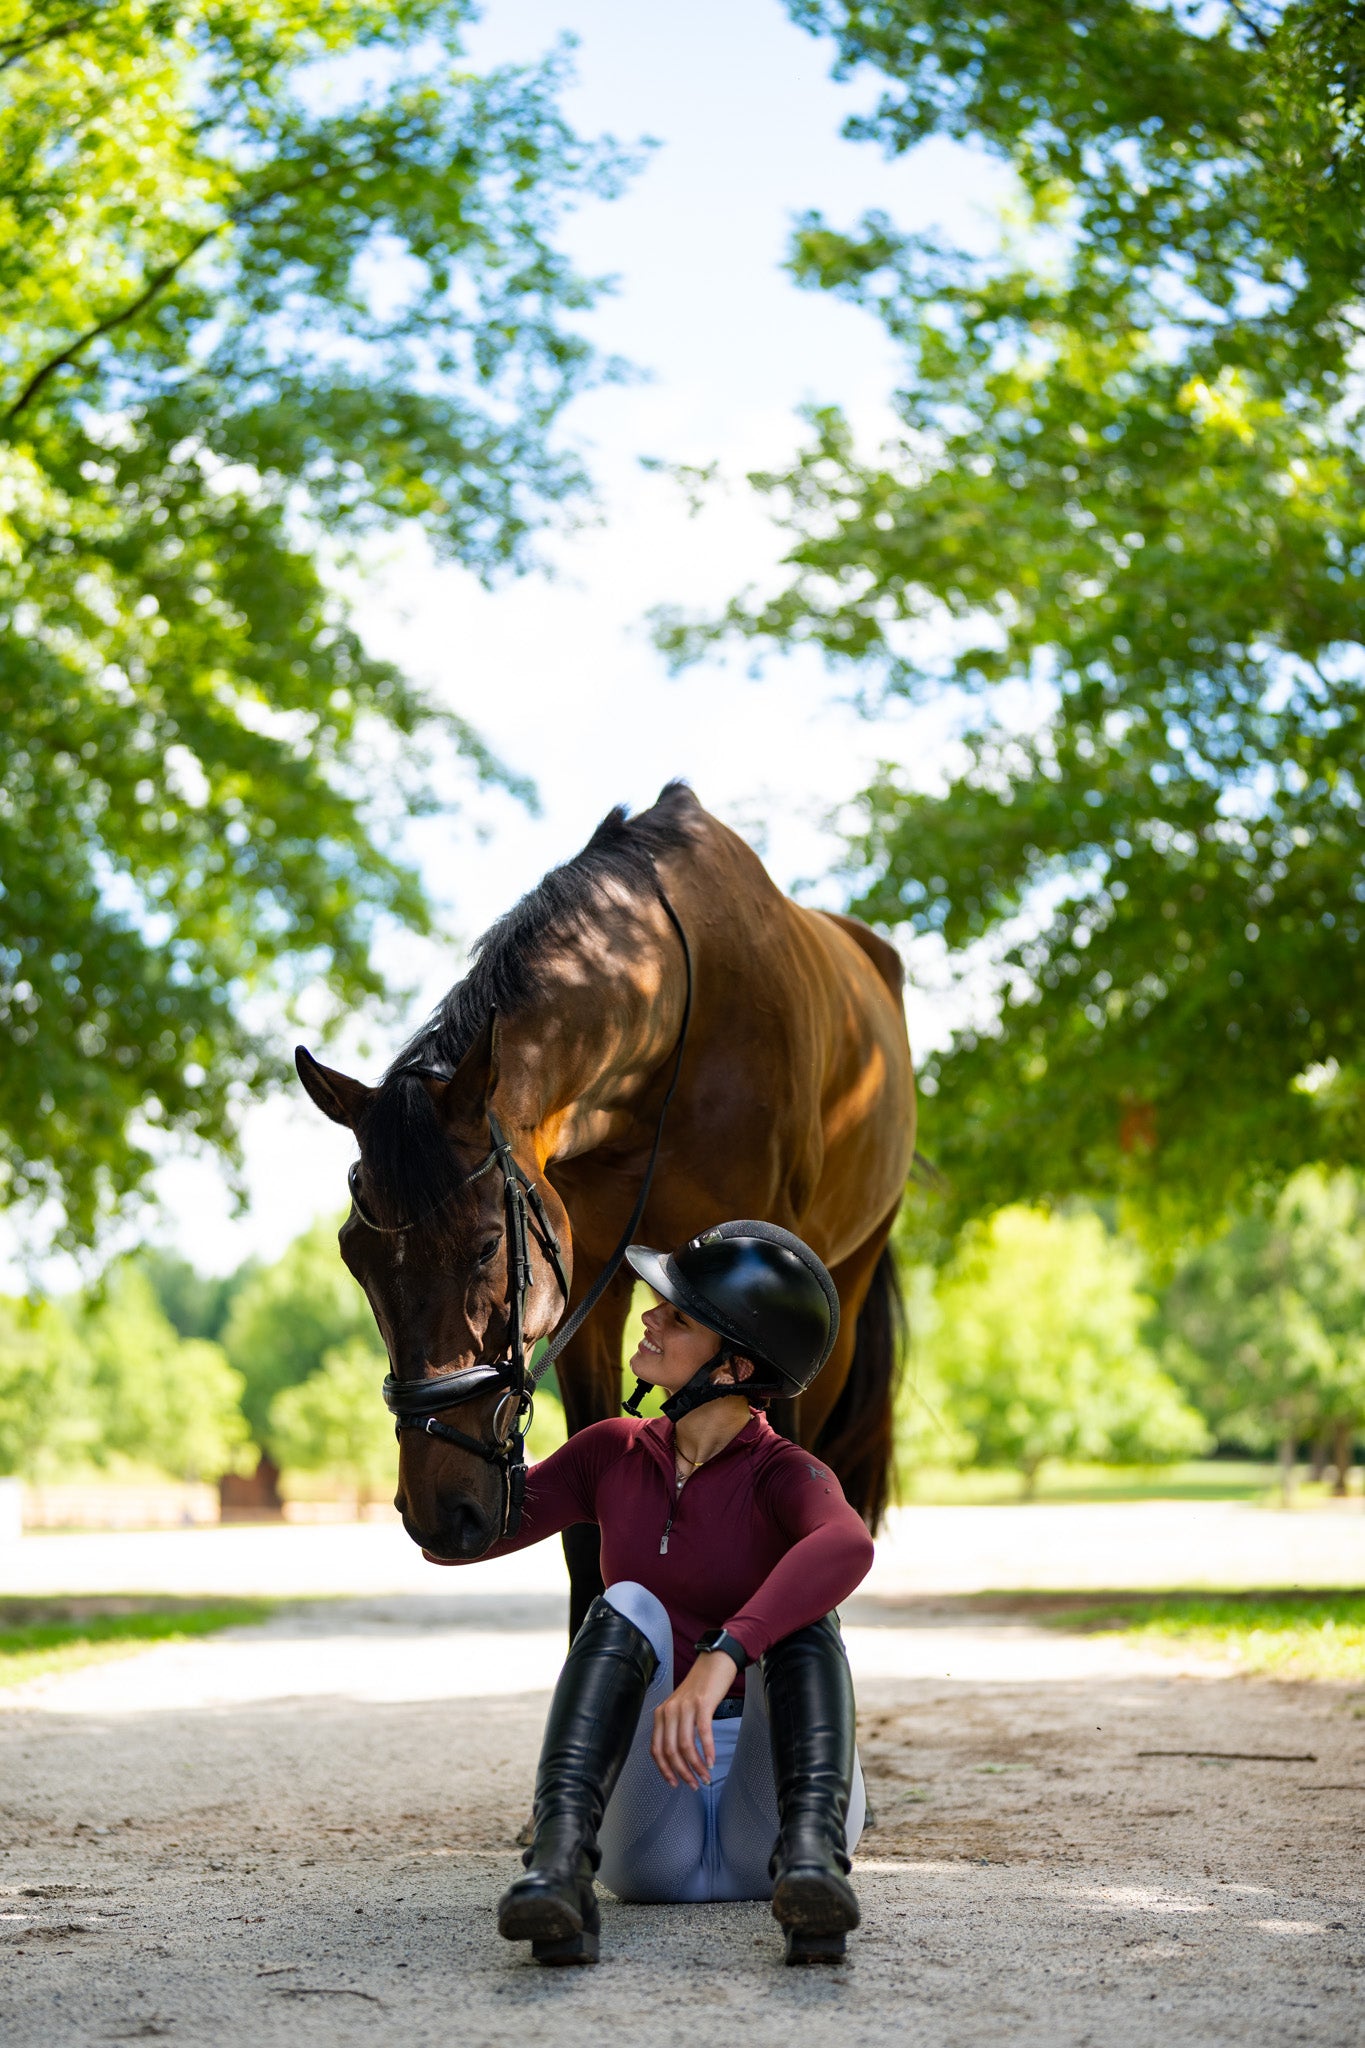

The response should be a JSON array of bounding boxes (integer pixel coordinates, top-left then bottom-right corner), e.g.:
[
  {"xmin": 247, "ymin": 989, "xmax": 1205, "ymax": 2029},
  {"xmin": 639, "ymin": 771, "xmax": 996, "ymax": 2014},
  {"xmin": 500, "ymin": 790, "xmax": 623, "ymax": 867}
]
[{"xmin": 6, "ymin": 1, "xmax": 1012, "ymax": 1284}]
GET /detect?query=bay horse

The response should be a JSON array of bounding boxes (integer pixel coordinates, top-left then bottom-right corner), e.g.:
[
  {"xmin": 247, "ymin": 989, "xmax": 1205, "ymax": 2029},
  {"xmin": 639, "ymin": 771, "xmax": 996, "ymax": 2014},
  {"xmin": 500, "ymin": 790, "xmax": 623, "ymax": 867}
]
[{"xmin": 296, "ymin": 783, "xmax": 916, "ymax": 1631}]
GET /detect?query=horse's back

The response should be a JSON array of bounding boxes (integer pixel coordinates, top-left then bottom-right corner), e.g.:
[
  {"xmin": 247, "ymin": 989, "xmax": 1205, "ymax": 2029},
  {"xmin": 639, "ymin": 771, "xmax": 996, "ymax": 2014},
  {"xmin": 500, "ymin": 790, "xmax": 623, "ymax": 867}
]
[
  {"xmin": 814, "ymin": 910, "xmax": 905, "ymax": 1002},
  {"xmin": 789, "ymin": 901, "xmax": 911, "ymax": 1074},
  {"xmin": 655, "ymin": 800, "xmax": 915, "ymax": 1252},
  {"xmin": 794, "ymin": 902, "xmax": 916, "ymax": 1239},
  {"xmin": 659, "ymin": 794, "xmax": 902, "ymax": 1021}
]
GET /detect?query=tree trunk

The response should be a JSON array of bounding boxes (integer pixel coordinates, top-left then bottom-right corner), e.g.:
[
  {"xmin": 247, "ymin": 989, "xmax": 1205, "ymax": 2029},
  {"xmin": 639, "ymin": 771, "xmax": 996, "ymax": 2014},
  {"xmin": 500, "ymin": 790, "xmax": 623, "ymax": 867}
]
[
  {"xmin": 1332, "ymin": 1422, "xmax": 1353, "ymax": 1500},
  {"xmin": 1020, "ymin": 1460, "xmax": 1041, "ymax": 1502},
  {"xmin": 1277, "ymin": 1435, "xmax": 1297, "ymax": 1508},
  {"xmin": 1309, "ymin": 1430, "xmax": 1331, "ymax": 1484},
  {"xmin": 218, "ymin": 1454, "xmax": 283, "ymax": 1523}
]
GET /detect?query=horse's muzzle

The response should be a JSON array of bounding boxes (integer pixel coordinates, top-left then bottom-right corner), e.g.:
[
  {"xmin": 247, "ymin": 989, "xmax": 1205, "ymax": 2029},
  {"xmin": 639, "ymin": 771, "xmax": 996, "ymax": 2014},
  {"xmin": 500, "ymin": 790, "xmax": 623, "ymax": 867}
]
[{"xmin": 405, "ymin": 1502, "xmax": 497, "ymax": 1562}]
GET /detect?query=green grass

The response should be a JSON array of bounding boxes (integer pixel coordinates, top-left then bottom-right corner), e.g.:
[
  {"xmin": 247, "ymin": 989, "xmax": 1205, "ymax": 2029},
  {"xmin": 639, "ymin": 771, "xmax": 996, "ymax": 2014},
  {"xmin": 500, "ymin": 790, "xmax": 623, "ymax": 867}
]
[
  {"xmin": 1033, "ymin": 1590, "xmax": 1365, "ymax": 1681},
  {"xmin": 0, "ymin": 1597, "xmax": 274, "ymax": 1690},
  {"xmin": 896, "ymin": 1460, "xmax": 1307, "ymax": 1506}
]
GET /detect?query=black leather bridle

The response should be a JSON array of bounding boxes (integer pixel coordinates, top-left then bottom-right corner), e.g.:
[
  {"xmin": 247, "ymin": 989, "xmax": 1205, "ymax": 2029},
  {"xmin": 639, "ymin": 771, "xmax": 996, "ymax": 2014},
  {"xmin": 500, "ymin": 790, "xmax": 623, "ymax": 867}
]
[{"xmin": 352, "ymin": 890, "xmax": 694, "ymax": 1545}]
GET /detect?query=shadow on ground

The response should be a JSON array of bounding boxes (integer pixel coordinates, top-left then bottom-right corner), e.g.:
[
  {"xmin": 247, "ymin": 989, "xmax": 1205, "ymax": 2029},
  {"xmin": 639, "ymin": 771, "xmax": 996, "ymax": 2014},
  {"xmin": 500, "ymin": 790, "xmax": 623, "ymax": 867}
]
[{"xmin": 0, "ymin": 1592, "xmax": 1362, "ymax": 2045}]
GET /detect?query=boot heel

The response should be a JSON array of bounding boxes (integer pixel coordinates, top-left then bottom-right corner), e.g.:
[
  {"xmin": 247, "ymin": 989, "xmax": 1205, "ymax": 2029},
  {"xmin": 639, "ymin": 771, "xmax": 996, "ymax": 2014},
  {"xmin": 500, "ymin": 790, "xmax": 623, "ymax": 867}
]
[
  {"xmin": 771, "ymin": 1866, "xmax": 861, "ymax": 1934},
  {"xmin": 784, "ymin": 1929, "xmax": 846, "ymax": 1965},
  {"xmin": 532, "ymin": 1929, "xmax": 600, "ymax": 1966},
  {"xmin": 497, "ymin": 1596, "xmax": 656, "ymax": 1972},
  {"xmin": 497, "ymin": 1885, "xmax": 583, "ymax": 1946},
  {"xmin": 762, "ymin": 1617, "xmax": 862, "ymax": 1969}
]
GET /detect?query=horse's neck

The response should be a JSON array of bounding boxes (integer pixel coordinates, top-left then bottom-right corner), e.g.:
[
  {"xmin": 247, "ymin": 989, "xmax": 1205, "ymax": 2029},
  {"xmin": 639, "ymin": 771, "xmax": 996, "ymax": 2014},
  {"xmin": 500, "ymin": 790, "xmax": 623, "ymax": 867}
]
[{"xmin": 492, "ymin": 914, "xmax": 684, "ymax": 1164}]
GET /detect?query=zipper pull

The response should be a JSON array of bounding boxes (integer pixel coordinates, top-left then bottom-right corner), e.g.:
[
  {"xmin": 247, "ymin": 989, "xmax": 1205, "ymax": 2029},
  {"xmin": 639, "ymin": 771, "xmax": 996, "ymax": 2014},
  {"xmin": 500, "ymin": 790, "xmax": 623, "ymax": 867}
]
[{"xmin": 659, "ymin": 1514, "xmax": 672, "ymax": 1556}]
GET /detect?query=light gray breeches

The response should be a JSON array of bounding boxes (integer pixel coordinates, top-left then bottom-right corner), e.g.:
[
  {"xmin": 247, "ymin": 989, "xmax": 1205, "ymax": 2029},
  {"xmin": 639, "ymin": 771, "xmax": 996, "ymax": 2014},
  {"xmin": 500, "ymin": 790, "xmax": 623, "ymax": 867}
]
[{"xmin": 595, "ymin": 1581, "xmax": 866, "ymax": 1905}]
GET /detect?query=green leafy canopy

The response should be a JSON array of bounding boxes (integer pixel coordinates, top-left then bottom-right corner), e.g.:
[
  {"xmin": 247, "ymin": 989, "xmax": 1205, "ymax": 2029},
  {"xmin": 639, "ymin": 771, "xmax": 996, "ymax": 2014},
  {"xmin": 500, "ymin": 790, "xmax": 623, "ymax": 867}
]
[
  {"xmin": 219, "ymin": 1213, "xmax": 379, "ymax": 1443},
  {"xmin": 659, "ymin": 1, "xmax": 1365, "ymax": 1221},
  {"xmin": 1158, "ymin": 1165, "xmax": 1365, "ymax": 1465},
  {"xmin": 77, "ymin": 1259, "xmax": 254, "ymax": 1480},
  {"xmin": 0, "ymin": 1, "xmax": 635, "ymax": 1242},
  {"xmin": 918, "ymin": 1204, "xmax": 1207, "ymax": 1493},
  {"xmin": 267, "ymin": 1334, "xmax": 399, "ymax": 1500}
]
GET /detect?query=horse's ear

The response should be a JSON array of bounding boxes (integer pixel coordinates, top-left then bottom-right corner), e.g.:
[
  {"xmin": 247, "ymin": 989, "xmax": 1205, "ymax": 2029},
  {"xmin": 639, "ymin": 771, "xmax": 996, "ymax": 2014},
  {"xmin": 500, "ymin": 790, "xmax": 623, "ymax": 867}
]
[
  {"xmin": 442, "ymin": 1008, "xmax": 500, "ymax": 1124},
  {"xmin": 295, "ymin": 1047, "xmax": 376, "ymax": 1129}
]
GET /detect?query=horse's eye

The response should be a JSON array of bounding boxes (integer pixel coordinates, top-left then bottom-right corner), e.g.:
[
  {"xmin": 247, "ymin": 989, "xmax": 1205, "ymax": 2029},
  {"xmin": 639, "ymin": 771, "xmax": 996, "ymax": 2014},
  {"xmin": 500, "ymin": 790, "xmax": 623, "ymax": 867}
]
[{"xmin": 478, "ymin": 1237, "xmax": 501, "ymax": 1266}]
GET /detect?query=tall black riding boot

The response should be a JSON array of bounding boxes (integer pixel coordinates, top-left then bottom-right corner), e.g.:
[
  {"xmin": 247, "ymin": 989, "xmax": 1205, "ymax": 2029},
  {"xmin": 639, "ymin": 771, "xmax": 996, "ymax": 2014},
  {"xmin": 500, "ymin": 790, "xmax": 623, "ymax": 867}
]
[
  {"xmin": 496, "ymin": 1594, "xmax": 657, "ymax": 1965},
  {"xmin": 762, "ymin": 1614, "xmax": 861, "ymax": 1966}
]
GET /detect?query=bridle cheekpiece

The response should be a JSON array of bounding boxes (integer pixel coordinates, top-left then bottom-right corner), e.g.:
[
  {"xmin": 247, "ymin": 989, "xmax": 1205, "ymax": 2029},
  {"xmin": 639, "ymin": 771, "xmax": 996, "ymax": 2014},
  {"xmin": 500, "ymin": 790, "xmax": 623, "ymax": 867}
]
[{"xmin": 360, "ymin": 1109, "xmax": 569, "ymax": 1543}]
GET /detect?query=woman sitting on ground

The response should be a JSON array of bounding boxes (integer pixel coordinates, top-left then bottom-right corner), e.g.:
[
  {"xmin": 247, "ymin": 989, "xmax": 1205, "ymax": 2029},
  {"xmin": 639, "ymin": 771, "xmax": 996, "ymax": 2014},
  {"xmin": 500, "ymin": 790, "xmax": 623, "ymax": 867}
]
[{"xmin": 426, "ymin": 1220, "xmax": 875, "ymax": 1967}]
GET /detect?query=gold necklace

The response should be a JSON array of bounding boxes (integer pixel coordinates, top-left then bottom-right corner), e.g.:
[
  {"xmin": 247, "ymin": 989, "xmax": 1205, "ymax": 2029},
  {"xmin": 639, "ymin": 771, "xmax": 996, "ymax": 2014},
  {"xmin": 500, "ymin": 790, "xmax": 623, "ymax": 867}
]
[{"xmin": 674, "ymin": 1444, "xmax": 706, "ymax": 1488}]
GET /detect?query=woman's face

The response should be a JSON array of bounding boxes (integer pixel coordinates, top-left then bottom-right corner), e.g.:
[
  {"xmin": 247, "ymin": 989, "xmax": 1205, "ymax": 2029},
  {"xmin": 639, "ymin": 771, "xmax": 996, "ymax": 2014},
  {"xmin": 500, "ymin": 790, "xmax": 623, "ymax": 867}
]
[{"xmin": 628, "ymin": 1293, "xmax": 732, "ymax": 1393}]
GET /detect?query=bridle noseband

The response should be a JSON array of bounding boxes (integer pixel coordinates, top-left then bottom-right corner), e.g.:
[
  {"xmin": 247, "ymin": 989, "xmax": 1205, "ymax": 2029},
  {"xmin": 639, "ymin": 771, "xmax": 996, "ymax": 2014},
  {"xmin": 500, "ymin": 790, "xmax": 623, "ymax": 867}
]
[{"xmin": 356, "ymin": 889, "xmax": 693, "ymax": 1547}]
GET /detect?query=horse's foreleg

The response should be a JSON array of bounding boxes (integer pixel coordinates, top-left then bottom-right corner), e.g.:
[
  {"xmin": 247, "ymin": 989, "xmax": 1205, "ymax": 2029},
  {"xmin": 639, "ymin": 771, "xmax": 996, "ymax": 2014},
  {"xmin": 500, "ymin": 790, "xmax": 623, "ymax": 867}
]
[{"xmin": 553, "ymin": 1268, "xmax": 635, "ymax": 1638}]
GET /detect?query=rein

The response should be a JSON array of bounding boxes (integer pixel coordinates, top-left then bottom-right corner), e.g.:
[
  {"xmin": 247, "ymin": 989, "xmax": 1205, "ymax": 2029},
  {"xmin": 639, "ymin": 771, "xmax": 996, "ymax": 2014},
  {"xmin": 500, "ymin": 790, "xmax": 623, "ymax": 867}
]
[{"xmin": 364, "ymin": 889, "xmax": 694, "ymax": 1541}]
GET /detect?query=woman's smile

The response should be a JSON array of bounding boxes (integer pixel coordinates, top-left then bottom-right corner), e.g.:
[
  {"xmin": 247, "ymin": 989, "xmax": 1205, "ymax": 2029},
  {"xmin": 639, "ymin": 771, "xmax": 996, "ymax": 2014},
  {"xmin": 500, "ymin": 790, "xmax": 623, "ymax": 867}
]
[{"xmin": 628, "ymin": 1297, "xmax": 721, "ymax": 1388}]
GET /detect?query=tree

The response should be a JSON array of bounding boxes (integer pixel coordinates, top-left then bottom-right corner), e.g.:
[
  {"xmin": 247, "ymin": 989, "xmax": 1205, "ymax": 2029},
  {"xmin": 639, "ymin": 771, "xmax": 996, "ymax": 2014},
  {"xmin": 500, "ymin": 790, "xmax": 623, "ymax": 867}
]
[
  {"xmin": 0, "ymin": 1295, "xmax": 93, "ymax": 1477},
  {"xmin": 267, "ymin": 1336, "xmax": 396, "ymax": 1506},
  {"xmin": 1160, "ymin": 1167, "xmax": 1365, "ymax": 1499},
  {"xmin": 662, "ymin": 0, "xmax": 1365, "ymax": 1221},
  {"xmin": 924, "ymin": 1205, "xmax": 1207, "ymax": 1495},
  {"xmin": 78, "ymin": 1260, "xmax": 254, "ymax": 1480},
  {"xmin": 891, "ymin": 1258, "xmax": 973, "ymax": 1481},
  {"xmin": 0, "ymin": 1, "xmax": 633, "ymax": 1242},
  {"xmin": 134, "ymin": 1247, "xmax": 250, "ymax": 1342},
  {"xmin": 220, "ymin": 1215, "xmax": 381, "ymax": 1443}
]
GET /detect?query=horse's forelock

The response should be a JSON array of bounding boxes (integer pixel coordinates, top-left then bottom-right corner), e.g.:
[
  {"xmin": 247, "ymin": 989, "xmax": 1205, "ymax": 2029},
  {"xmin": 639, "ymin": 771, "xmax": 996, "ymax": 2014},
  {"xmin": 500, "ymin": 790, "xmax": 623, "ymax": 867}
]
[{"xmin": 360, "ymin": 1071, "xmax": 464, "ymax": 1231}]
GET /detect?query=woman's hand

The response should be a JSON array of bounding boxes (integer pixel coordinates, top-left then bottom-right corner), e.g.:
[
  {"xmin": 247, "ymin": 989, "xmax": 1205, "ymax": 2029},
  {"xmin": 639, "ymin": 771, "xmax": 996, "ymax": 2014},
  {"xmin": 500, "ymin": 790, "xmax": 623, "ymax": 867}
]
[{"xmin": 650, "ymin": 1649, "xmax": 738, "ymax": 1789}]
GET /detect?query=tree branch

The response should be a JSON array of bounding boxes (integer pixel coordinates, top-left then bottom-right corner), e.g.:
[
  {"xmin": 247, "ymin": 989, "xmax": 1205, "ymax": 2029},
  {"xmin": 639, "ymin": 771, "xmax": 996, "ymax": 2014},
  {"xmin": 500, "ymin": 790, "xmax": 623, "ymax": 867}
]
[
  {"xmin": 0, "ymin": 5, "xmax": 106, "ymax": 77},
  {"xmin": 3, "ymin": 228, "xmax": 219, "ymax": 420},
  {"xmin": 2, "ymin": 148, "xmax": 401, "ymax": 422},
  {"xmin": 1224, "ymin": 1, "xmax": 1274, "ymax": 52}
]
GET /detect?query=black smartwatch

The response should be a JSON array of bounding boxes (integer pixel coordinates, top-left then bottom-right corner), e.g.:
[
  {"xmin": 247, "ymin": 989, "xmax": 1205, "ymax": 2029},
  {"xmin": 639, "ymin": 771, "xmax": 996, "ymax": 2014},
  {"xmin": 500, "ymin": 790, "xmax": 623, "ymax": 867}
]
[{"xmin": 694, "ymin": 1627, "xmax": 749, "ymax": 1670}]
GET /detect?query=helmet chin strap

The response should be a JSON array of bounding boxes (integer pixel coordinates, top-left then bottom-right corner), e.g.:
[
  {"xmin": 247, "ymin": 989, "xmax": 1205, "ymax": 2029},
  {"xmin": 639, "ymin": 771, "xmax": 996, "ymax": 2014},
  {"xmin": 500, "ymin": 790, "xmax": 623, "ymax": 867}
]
[{"xmin": 624, "ymin": 1350, "xmax": 767, "ymax": 1423}]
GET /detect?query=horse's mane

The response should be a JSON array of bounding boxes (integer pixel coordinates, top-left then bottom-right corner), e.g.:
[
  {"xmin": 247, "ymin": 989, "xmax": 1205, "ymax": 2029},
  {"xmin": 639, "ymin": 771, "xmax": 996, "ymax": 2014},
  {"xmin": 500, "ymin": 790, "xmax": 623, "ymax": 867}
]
[{"xmin": 358, "ymin": 783, "xmax": 698, "ymax": 1226}]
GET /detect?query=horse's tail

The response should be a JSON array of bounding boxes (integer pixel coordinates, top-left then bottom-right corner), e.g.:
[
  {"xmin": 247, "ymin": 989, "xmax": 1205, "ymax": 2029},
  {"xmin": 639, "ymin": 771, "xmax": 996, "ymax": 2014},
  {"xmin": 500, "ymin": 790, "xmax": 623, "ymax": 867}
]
[{"xmin": 813, "ymin": 1241, "xmax": 906, "ymax": 1532}]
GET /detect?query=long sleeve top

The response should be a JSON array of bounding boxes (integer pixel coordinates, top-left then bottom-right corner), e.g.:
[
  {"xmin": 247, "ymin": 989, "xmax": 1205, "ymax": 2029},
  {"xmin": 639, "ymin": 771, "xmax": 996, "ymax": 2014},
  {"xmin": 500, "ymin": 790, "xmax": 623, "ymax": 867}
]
[{"xmin": 453, "ymin": 1409, "xmax": 875, "ymax": 1691}]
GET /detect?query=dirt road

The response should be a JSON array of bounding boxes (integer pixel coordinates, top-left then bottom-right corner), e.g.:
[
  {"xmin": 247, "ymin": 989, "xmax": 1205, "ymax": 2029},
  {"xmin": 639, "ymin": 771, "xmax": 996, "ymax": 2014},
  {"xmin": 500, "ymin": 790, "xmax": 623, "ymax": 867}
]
[{"xmin": 1, "ymin": 1513, "xmax": 1362, "ymax": 2046}]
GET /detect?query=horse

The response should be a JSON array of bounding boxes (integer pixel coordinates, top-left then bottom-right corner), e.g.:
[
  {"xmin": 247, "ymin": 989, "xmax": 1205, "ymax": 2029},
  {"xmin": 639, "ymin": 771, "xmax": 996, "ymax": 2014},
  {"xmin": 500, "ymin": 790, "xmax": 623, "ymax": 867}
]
[{"xmin": 296, "ymin": 782, "xmax": 916, "ymax": 1631}]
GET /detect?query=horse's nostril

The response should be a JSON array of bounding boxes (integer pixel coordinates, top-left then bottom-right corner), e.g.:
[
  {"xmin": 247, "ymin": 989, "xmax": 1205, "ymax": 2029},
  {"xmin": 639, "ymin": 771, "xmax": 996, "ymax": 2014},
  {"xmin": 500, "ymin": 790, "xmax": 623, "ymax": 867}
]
[{"xmin": 428, "ymin": 1500, "xmax": 493, "ymax": 1559}]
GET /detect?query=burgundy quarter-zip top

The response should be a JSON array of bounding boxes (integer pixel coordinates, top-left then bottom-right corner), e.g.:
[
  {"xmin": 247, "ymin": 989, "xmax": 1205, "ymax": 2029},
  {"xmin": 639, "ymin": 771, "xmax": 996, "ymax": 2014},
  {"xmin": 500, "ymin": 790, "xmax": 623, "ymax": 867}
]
[{"xmin": 459, "ymin": 1410, "xmax": 876, "ymax": 1689}]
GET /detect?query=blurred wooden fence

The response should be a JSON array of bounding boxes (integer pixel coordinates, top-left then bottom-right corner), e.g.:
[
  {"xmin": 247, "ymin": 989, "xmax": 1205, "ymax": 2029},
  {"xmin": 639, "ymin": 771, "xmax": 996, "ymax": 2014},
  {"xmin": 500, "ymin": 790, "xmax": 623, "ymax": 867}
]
[{"xmin": 21, "ymin": 1482, "xmax": 220, "ymax": 1530}]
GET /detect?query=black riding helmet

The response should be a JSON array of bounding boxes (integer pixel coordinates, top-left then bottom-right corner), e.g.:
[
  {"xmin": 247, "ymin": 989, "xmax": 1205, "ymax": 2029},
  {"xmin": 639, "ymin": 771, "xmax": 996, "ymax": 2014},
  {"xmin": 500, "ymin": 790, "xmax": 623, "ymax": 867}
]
[{"xmin": 623, "ymin": 1220, "xmax": 839, "ymax": 1420}]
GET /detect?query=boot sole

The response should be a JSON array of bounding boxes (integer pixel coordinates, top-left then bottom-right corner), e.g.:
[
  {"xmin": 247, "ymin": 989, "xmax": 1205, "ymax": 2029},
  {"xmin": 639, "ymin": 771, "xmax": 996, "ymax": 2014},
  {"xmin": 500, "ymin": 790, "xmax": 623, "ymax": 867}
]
[
  {"xmin": 772, "ymin": 1870, "xmax": 860, "ymax": 1941},
  {"xmin": 498, "ymin": 1892, "xmax": 598, "ymax": 1965},
  {"xmin": 784, "ymin": 1929, "xmax": 847, "ymax": 1965},
  {"xmin": 533, "ymin": 1930, "xmax": 600, "ymax": 1965}
]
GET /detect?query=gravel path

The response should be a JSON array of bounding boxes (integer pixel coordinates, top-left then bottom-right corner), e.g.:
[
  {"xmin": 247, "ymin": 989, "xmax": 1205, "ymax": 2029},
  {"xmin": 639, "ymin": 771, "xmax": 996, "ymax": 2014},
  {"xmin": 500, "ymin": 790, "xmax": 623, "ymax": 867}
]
[{"xmin": 1, "ymin": 1510, "xmax": 1363, "ymax": 2045}]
